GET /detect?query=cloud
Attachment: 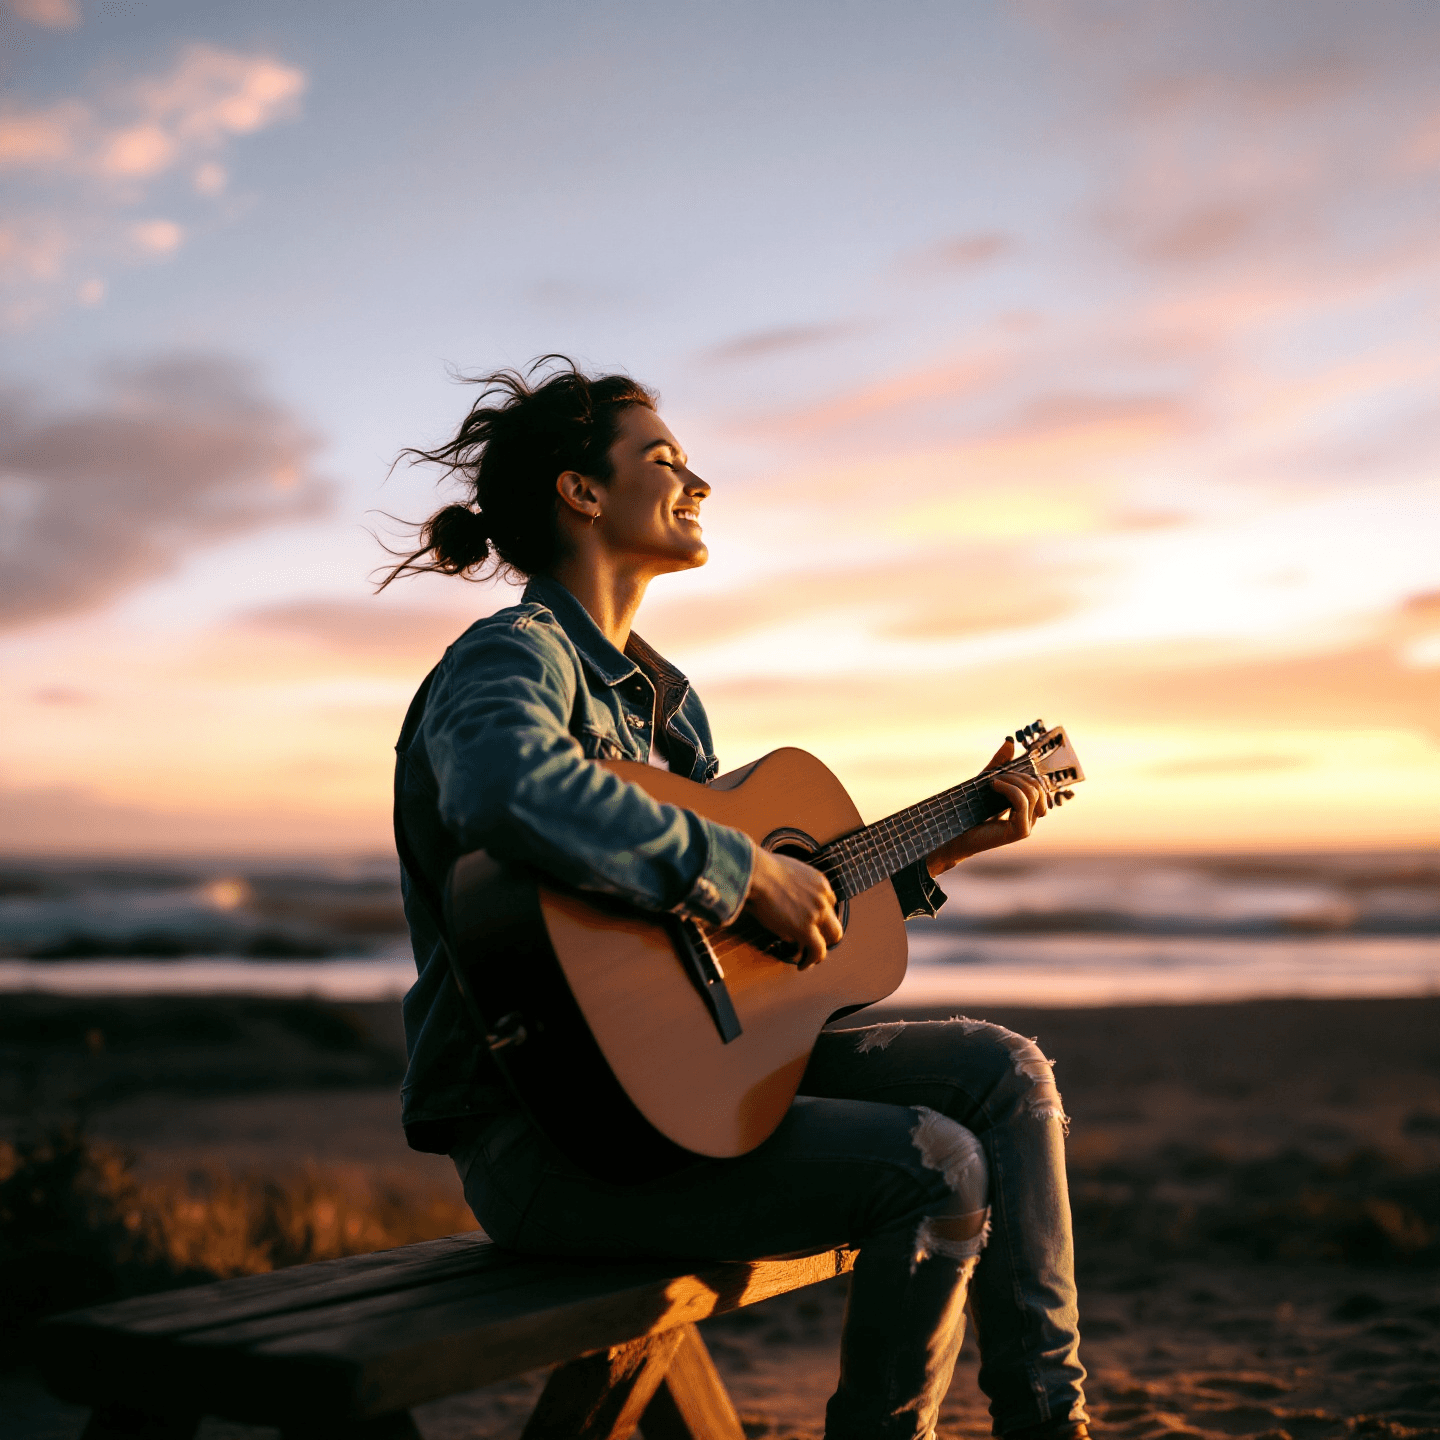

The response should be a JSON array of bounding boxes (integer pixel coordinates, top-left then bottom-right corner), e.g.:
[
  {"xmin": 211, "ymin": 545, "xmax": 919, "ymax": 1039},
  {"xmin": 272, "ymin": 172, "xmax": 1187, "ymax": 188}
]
[
  {"xmin": 1121, "ymin": 59, "xmax": 1363, "ymax": 129},
  {"xmin": 747, "ymin": 349, "xmax": 1012, "ymax": 445},
  {"xmin": 31, "ymin": 684, "xmax": 92, "ymax": 706},
  {"xmin": 0, "ymin": 101, "xmax": 87, "ymax": 167},
  {"xmin": 699, "ymin": 321, "xmax": 863, "ymax": 366},
  {"xmin": 1142, "ymin": 752, "xmax": 1307, "ymax": 779},
  {"xmin": 0, "ymin": 45, "xmax": 304, "ymax": 180},
  {"xmin": 0, "ymin": 43, "xmax": 305, "ymax": 323},
  {"xmin": 1125, "ymin": 200, "xmax": 1271, "ymax": 268},
  {"xmin": 130, "ymin": 218, "xmax": 183, "ymax": 255},
  {"xmin": 0, "ymin": 355, "xmax": 331, "ymax": 629},
  {"xmin": 0, "ymin": 778, "xmax": 389, "ymax": 857},
  {"xmin": 2, "ymin": 0, "xmax": 78, "ymax": 28},
  {"xmin": 0, "ymin": 215, "xmax": 70, "ymax": 282},
  {"xmin": 900, "ymin": 231, "xmax": 1014, "ymax": 277},
  {"xmin": 640, "ymin": 545, "xmax": 1088, "ymax": 657},
  {"xmin": 746, "ymin": 361, "xmax": 1201, "ymax": 492},
  {"xmin": 222, "ymin": 599, "xmax": 487, "ymax": 671}
]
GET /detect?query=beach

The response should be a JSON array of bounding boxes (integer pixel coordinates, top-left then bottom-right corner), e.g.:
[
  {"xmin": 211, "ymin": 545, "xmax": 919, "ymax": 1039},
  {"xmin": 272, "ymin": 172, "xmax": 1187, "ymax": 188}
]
[{"xmin": 3, "ymin": 991, "xmax": 1438, "ymax": 1440}]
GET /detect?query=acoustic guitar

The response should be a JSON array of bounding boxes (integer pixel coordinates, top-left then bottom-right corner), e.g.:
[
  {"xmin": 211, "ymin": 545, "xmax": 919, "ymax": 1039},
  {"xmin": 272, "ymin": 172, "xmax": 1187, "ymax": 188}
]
[{"xmin": 444, "ymin": 721, "xmax": 1084, "ymax": 1183}]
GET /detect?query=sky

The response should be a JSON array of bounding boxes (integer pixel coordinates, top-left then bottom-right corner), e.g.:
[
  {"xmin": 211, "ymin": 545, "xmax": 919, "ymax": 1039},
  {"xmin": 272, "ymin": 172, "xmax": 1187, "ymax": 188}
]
[{"xmin": 2, "ymin": 0, "xmax": 1439, "ymax": 858}]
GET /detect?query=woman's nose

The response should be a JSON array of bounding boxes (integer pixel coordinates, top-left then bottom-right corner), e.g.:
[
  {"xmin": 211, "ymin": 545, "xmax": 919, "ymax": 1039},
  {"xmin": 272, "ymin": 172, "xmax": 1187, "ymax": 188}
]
[{"xmin": 685, "ymin": 470, "xmax": 711, "ymax": 497}]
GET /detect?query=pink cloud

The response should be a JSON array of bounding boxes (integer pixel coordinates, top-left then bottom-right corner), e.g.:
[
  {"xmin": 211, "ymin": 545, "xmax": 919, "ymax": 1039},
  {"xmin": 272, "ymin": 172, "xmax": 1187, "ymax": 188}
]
[
  {"xmin": 746, "ymin": 349, "xmax": 1013, "ymax": 442},
  {"xmin": 699, "ymin": 321, "xmax": 866, "ymax": 366},
  {"xmin": 0, "ymin": 355, "xmax": 331, "ymax": 629},
  {"xmin": 899, "ymin": 231, "xmax": 1015, "ymax": 278},
  {"xmin": 132, "ymin": 44, "xmax": 305, "ymax": 149},
  {"xmin": 210, "ymin": 600, "xmax": 488, "ymax": 677},
  {"xmin": 1, "ymin": 44, "xmax": 304, "ymax": 181},
  {"xmin": 2, "ymin": 0, "xmax": 79, "ymax": 28},
  {"xmin": 0, "ymin": 44, "xmax": 305, "ymax": 322},
  {"xmin": 0, "ymin": 100, "xmax": 87, "ymax": 168},
  {"xmin": 130, "ymin": 218, "xmax": 184, "ymax": 255}
]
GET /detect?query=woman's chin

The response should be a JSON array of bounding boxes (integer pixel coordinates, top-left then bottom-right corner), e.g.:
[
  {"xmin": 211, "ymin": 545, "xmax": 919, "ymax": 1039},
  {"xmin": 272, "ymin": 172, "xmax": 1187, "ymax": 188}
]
[
  {"xmin": 662, "ymin": 535, "xmax": 709, "ymax": 568},
  {"xmin": 630, "ymin": 533, "xmax": 708, "ymax": 572}
]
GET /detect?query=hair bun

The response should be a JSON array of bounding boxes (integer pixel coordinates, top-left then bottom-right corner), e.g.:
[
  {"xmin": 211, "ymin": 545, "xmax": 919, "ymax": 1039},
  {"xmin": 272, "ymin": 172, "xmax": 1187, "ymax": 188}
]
[
  {"xmin": 377, "ymin": 361, "xmax": 656, "ymax": 589},
  {"xmin": 426, "ymin": 503, "xmax": 490, "ymax": 573}
]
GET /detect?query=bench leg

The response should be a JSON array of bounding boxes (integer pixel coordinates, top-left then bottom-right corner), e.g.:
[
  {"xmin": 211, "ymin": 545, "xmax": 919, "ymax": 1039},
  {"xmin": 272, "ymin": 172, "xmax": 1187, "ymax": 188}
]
[
  {"xmin": 639, "ymin": 1324, "xmax": 745, "ymax": 1440},
  {"xmin": 520, "ymin": 1326, "xmax": 688, "ymax": 1440},
  {"xmin": 79, "ymin": 1407, "xmax": 199, "ymax": 1440}
]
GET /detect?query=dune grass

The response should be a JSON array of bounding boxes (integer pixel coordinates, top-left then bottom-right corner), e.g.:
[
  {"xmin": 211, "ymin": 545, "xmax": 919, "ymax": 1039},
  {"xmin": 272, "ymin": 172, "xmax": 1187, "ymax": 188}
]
[{"xmin": 0, "ymin": 1119, "xmax": 477, "ymax": 1338}]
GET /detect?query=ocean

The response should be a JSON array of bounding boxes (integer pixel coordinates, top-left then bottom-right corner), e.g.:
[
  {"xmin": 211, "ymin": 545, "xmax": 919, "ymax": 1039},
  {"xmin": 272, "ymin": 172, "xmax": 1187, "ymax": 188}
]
[{"xmin": 1, "ymin": 852, "xmax": 1436, "ymax": 1008}]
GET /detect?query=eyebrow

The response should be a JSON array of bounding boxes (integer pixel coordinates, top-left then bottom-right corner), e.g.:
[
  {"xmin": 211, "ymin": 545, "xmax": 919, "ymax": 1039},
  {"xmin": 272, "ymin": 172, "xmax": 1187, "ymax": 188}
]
[{"xmin": 641, "ymin": 438, "xmax": 686, "ymax": 463}]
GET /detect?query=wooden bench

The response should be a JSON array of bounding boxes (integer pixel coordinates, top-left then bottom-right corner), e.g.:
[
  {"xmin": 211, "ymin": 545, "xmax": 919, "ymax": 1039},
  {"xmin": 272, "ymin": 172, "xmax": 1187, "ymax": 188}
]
[{"xmin": 38, "ymin": 1231, "xmax": 857, "ymax": 1440}]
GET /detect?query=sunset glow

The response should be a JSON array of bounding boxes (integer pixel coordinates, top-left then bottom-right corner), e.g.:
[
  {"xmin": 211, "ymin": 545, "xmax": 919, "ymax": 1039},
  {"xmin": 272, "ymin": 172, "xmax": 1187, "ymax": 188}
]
[{"xmin": 3, "ymin": 2, "xmax": 1438, "ymax": 857}]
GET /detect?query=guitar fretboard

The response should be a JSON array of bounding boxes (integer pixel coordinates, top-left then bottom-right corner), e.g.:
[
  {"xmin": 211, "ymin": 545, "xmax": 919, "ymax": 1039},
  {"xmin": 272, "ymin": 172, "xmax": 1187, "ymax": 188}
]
[{"xmin": 813, "ymin": 757, "xmax": 1034, "ymax": 901}]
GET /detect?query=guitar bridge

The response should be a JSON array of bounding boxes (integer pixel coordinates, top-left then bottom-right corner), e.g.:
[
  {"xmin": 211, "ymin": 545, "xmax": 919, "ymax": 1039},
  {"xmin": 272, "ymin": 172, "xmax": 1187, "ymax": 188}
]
[{"xmin": 666, "ymin": 916, "xmax": 743, "ymax": 1044}]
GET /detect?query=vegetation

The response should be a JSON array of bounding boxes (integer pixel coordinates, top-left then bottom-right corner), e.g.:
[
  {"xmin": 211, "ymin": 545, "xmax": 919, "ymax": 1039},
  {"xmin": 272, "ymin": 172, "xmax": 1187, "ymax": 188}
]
[{"xmin": 0, "ymin": 1120, "xmax": 476, "ymax": 1342}]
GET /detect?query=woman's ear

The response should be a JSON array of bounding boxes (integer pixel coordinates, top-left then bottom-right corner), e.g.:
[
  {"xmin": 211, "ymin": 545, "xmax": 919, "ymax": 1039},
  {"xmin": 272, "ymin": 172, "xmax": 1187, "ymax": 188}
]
[{"xmin": 556, "ymin": 469, "xmax": 603, "ymax": 520}]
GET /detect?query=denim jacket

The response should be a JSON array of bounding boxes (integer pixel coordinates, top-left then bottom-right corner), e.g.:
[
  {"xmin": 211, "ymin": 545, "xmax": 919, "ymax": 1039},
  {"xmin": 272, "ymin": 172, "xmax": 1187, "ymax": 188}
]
[{"xmin": 395, "ymin": 574, "xmax": 946, "ymax": 1150}]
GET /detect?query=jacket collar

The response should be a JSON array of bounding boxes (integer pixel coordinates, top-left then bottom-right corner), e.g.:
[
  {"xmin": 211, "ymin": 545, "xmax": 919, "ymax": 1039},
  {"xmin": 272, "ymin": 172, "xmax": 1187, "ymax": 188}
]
[
  {"xmin": 522, "ymin": 575, "xmax": 639, "ymax": 688},
  {"xmin": 624, "ymin": 628, "xmax": 687, "ymax": 691},
  {"xmin": 522, "ymin": 575, "xmax": 689, "ymax": 701}
]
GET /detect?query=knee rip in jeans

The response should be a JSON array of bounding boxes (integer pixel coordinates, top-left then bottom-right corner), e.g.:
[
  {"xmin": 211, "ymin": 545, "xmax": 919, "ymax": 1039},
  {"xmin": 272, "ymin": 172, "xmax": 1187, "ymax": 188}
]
[
  {"xmin": 910, "ymin": 1106, "xmax": 990, "ymax": 1269},
  {"xmin": 854, "ymin": 1021, "xmax": 907, "ymax": 1054},
  {"xmin": 853, "ymin": 1018, "xmax": 1070, "ymax": 1132},
  {"xmin": 953, "ymin": 1016, "xmax": 1071, "ymax": 1132}
]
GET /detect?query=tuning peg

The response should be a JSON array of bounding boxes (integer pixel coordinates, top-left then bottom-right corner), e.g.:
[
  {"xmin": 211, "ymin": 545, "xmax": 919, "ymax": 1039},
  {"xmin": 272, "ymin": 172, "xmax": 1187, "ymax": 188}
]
[
  {"xmin": 1061, "ymin": 789, "xmax": 1075, "ymax": 800},
  {"xmin": 1033, "ymin": 718, "xmax": 1046, "ymax": 734}
]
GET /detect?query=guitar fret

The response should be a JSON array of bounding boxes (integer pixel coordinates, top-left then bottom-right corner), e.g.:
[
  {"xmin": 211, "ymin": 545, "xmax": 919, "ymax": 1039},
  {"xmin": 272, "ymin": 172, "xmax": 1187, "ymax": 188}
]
[{"xmin": 818, "ymin": 759, "xmax": 1029, "ymax": 900}]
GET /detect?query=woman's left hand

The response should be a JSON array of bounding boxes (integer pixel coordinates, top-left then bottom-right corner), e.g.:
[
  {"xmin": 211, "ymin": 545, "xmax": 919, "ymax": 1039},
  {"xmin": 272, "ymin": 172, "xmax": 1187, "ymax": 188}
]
[{"xmin": 924, "ymin": 739, "xmax": 1050, "ymax": 878}]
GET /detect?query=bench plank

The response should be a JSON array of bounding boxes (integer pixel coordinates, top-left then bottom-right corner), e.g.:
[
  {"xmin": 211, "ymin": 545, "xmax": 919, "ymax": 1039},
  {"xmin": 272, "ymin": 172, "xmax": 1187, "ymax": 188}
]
[
  {"xmin": 54, "ymin": 1232, "xmax": 505, "ymax": 1336},
  {"xmin": 238, "ymin": 1247, "xmax": 856, "ymax": 1419},
  {"xmin": 41, "ymin": 1240, "xmax": 855, "ymax": 1426}
]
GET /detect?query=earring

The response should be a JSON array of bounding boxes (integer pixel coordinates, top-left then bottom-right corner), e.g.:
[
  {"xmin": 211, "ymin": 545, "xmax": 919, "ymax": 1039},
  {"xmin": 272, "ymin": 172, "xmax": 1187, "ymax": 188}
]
[{"xmin": 590, "ymin": 511, "xmax": 601, "ymax": 525}]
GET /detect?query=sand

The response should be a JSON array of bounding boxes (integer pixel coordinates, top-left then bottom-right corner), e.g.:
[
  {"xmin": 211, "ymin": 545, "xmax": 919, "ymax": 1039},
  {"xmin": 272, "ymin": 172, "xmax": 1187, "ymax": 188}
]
[{"xmin": 3, "ymin": 994, "xmax": 1438, "ymax": 1440}]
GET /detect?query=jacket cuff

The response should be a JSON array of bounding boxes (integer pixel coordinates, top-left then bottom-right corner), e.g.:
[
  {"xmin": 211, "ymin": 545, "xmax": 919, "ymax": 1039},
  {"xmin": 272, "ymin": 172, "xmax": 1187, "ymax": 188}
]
[
  {"xmin": 892, "ymin": 859, "xmax": 948, "ymax": 920},
  {"xmin": 674, "ymin": 820, "xmax": 756, "ymax": 926}
]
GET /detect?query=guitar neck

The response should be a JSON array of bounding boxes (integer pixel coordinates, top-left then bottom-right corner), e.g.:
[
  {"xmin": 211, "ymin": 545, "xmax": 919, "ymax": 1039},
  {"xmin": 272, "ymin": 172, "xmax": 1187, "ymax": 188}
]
[{"xmin": 815, "ymin": 758, "xmax": 1033, "ymax": 901}]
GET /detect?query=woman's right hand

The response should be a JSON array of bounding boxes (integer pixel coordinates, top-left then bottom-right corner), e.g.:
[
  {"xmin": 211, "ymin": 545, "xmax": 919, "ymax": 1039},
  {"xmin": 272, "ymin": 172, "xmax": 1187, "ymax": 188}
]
[{"xmin": 743, "ymin": 847, "xmax": 843, "ymax": 969}]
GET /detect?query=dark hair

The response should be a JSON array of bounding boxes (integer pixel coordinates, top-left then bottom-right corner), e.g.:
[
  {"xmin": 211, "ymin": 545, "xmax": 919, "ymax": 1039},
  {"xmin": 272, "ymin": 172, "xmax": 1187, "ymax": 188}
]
[{"xmin": 376, "ymin": 356, "xmax": 657, "ymax": 586}]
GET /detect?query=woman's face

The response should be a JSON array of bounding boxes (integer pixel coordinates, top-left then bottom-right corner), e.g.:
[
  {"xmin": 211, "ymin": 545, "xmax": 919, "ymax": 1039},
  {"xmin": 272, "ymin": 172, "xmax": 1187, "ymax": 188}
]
[{"xmin": 593, "ymin": 405, "xmax": 711, "ymax": 573}]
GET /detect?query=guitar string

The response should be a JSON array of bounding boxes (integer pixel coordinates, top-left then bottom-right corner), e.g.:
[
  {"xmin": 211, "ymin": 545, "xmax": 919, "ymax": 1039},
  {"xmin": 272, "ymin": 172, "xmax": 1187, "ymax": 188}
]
[
  {"xmin": 705, "ymin": 753, "xmax": 1047, "ymax": 963},
  {"xmin": 710, "ymin": 750, "xmax": 1067, "ymax": 960},
  {"xmin": 711, "ymin": 761, "xmax": 1023, "ymax": 962},
  {"xmin": 825, "ymin": 756, "xmax": 1028, "ymax": 895}
]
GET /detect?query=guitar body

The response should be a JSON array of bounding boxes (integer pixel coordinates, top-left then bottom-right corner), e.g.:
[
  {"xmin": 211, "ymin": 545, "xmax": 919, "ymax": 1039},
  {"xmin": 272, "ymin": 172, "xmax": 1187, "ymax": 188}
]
[{"xmin": 445, "ymin": 747, "xmax": 909, "ymax": 1181}]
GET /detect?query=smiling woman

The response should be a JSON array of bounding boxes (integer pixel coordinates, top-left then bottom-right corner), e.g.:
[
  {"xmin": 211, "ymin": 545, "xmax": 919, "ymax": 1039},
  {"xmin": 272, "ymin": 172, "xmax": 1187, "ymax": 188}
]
[{"xmin": 384, "ymin": 357, "xmax": 1085, "ymax": 1440}]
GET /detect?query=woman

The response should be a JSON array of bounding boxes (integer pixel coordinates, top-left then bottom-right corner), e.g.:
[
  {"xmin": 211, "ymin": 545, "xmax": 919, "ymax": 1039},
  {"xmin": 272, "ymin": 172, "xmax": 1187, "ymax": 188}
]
[{"xmin": 385, "ymin": 361, "xmax": 1088, "ymax": 1440}]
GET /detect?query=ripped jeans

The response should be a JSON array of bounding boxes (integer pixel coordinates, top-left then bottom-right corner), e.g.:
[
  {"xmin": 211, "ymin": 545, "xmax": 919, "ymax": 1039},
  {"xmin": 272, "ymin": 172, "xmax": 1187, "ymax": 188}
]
[{"xmin": 450, "ymin": 1018, "xmax": 1087, "ymax": 1440}]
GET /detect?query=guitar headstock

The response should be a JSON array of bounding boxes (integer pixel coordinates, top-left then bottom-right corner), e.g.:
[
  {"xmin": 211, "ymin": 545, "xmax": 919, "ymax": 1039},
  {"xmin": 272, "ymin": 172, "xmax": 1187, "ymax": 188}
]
[{"xmin": 1012, "ymin": 719, "xmax": 1085, "ymax": 804}]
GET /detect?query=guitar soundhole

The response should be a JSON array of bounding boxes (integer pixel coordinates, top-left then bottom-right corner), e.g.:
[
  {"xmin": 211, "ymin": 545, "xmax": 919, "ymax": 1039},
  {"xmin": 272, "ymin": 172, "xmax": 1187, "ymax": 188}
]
[{"xmin": 760, "ymin": 827, "xmax": 849, "ymax": 958}]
